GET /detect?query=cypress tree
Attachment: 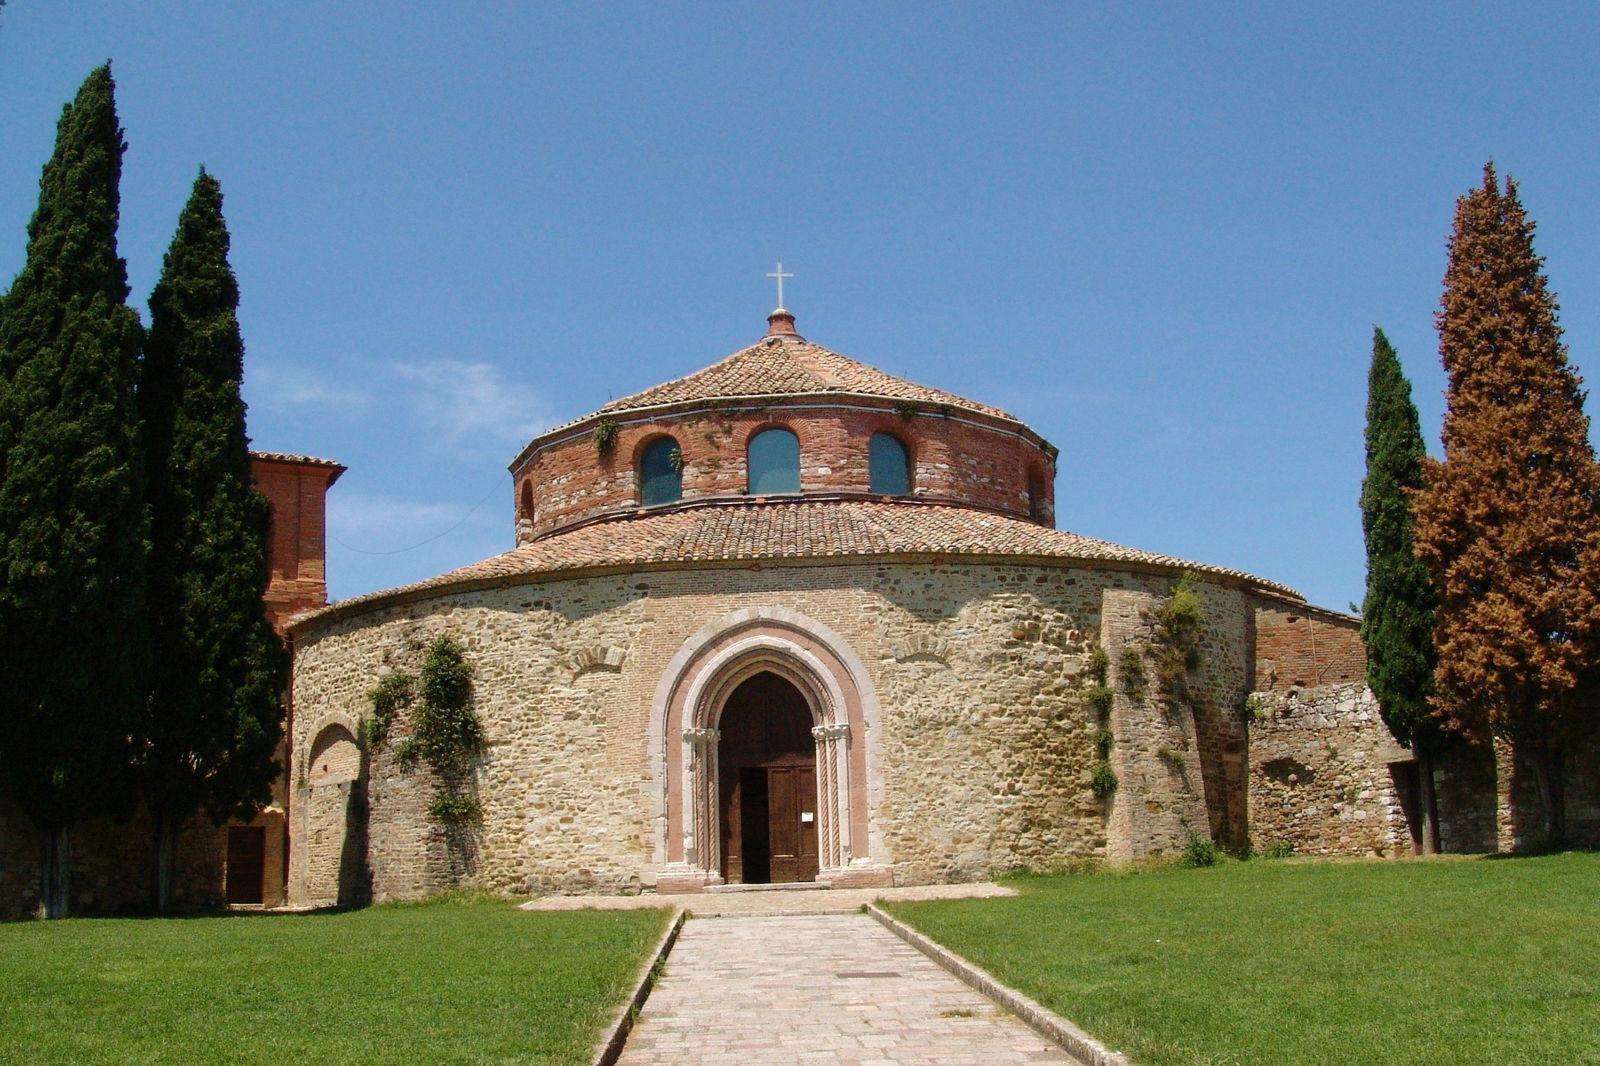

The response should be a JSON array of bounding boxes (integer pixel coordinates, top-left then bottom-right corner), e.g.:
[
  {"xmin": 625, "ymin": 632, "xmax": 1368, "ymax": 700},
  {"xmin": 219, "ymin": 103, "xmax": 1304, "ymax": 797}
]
[
  {"xmin": 1413, "ymin": 164, "xmax": 1600, "ymax": 846},
  {"xmin": 1359, "ymin": 327, "xmax": 1442, "ymax": 851},
  {"xmin": 138, "ymin": 170, "xmax": 285, "ymax": 911},
  {"xmin": 0, "ymin": 65, "xmax": 149, "ymax": 918}
]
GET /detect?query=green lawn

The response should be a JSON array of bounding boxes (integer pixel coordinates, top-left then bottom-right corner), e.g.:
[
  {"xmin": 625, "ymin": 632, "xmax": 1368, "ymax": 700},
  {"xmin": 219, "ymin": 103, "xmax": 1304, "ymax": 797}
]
[
  {"xmin": 887, "ymin": 853, "xmax": 1600, "ymax": 1066},
  {"xmin": 0, "ymin": 897, "xmax": 670, "ymax": 1065}
]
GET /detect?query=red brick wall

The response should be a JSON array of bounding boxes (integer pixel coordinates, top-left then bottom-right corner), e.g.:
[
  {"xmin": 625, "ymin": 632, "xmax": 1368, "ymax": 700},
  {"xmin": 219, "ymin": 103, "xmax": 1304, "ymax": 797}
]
[
  {"xmin": 1252, "ymin": 599, "xmax": 1366, "ymax": 691},
  {"xmin": 512, "ymin": 400, "xmax": 1057, "ymax": 539},
  {"xmin": 252, "ymin": 459, "xmax": 341, "ymax": 634}
]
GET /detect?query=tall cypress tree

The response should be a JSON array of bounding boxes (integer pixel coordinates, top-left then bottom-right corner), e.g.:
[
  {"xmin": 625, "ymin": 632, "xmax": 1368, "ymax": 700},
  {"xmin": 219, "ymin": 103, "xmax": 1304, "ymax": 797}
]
[
  {"xmin": 138, "ymin": 170, "xmax": 286, "ymax": 911},
  {"xmin": 0, "ymin": 65, "xmax": 149, "ymax": 918},
  {"xmin": 1413, "ymin": 164, "xmax": 1600, "ymax": 846},
  {"xmin": 1359, "ymin": 327, "xmax": 1442, "ymax": 851}
]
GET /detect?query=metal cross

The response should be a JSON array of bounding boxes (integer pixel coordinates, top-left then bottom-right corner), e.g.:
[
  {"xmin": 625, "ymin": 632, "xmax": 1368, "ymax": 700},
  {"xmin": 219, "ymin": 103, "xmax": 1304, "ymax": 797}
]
[{"xmin": 766, "ymin": 260, "xmax": 793, "ymax": 309}]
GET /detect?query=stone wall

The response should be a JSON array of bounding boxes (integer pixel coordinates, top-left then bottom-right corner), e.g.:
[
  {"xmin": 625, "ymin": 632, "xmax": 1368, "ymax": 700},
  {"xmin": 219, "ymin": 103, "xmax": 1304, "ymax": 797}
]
[
  {"xmin": 287, "ymin": 561, "xmax": 1268, "ymax": 902},
  {"xmin": 512, "ymin": 399, "xmax": 1056, "ymax": 540},
  {"xmin": 1246, "ymin": 683, "xmax": 1416, "ymax": 857},
  {"xmin": 1102, "ymin": 581, "xmax": 1252, "ymax": 860},
  {"xmin": 1435, "ymin": 731, "xmax": 1600, "ymax": 854},
  {"xmin": 0, "ymin": 800, "xmax": 227, "ymax": 920}
]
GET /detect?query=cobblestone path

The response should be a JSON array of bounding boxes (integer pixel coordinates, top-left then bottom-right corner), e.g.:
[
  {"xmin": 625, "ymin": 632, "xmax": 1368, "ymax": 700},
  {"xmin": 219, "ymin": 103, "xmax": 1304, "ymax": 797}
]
[{"xmin": 616, "ymin": 913, "xmax": 1074, "ymax": 1065}]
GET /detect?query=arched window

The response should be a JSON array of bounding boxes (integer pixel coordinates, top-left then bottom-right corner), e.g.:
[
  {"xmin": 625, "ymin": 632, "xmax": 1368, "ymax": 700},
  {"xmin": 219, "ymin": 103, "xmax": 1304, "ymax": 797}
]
[
  {"xmin": 868, "ymin": 432, "xmax": 910, "ymax": 496},
  {"xmin": 518, "ymin": 481, "xmax": 535, "ymax": 521},
  {"xmin": 639, "ymin": 437, "xmax": 682, "ymax": 506},
  {"xmin": 1028, "ymin": 468, "xmax": 1049, "ymax": 522},
  {"xmin": 747, "ymin": 427, "xmax": 800, "ymax": 495}
]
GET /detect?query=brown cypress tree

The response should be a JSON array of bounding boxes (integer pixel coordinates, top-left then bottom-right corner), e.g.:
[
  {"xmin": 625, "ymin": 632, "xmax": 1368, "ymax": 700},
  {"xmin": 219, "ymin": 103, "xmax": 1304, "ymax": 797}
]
[{"xmin": 1413, "ymin": 163, "xmax": 1600, "ymax": 846}]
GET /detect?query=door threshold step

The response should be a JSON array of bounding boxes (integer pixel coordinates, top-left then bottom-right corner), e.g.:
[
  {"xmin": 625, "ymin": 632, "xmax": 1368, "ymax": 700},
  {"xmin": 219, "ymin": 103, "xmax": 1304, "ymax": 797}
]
[{"xmin": 705, "ymin": 880, "xmax": 829, "ymax": 894}]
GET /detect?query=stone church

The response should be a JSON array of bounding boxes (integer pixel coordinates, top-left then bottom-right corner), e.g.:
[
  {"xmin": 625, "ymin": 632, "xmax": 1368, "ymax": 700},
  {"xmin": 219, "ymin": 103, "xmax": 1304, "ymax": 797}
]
[
  {"xmin": 283, "ymin": 306, "xmax": 1596, "ymax": 907},
  {"xmin": 5, "ymin": 307, "xmax": 1593, "ymax": 918}
]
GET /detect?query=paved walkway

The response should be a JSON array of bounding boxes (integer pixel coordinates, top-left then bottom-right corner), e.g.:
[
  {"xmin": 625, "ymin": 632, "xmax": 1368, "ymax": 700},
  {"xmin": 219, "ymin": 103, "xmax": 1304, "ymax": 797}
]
[
  {"xmin": 616, "ymin": 913, "xmax": 1074, "ymax": 1065},
  {"xmin": 522, "ymin": 881, "xmax": 1015, "ymax": 917}
]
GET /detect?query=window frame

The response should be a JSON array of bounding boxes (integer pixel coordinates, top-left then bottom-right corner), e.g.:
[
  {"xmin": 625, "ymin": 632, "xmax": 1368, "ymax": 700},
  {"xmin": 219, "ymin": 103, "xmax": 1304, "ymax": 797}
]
[{"xmin": 745, "ymin": 425, "xmax": 802, "ymax": 496}]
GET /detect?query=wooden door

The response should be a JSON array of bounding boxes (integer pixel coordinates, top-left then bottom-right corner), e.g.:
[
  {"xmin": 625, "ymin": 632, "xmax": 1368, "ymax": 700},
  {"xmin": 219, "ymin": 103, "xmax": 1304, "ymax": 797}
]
[
  {"xmin": 767, "ymin": 765, "xmax": 819, "ymax": 883},
  {"xmin": 226, "ymin": 826, "xmax": 266, "ymax": 904}
]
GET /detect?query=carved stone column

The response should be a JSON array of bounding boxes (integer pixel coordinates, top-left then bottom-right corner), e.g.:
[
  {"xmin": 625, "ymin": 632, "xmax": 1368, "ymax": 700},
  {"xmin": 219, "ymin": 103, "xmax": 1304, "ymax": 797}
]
[
  {"xmin": 812, "ymin": 722, "xmax": 852, "ymax": 872},
  {"xmin": 682, "ymin": 727, "xmax": 721, "ymax": 875}
]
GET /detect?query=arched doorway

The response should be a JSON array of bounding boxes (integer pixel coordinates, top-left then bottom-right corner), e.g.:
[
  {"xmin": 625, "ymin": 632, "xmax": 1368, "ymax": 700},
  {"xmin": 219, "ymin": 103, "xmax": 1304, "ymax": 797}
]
[
  {"xmin": 648, "ymin": 606, "xmax": 892, "ymax": 893},
  {"xmin": 302, "ymin": 722, "xmax": 364, "ymax": 906},
  {"xmin": 718, "ymin": 673, "xmax": 819, "ymax": 884}
]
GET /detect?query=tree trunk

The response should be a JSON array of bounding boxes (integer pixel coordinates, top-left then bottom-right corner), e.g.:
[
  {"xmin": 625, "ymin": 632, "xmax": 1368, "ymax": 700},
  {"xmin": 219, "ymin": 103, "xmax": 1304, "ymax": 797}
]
[
  {"xmin": 1527, "ymin": 744, "xmax": 1567, "ymax": 850},
  {"xmin": 40, "ymin": 828, "xmax": 70, "ymax": 919},
  {"xmin": 1418, "ymin": 749, "xmax": 1441, "ymax": 855},
  {"xmin": 152, "ymin": 812, "xmax": 176, "ymax": 913}
]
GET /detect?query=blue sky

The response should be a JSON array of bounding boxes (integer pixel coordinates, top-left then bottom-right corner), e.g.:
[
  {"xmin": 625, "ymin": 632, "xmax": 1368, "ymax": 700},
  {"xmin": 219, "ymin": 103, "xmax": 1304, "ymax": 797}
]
[{"xmin": 2, "ymin": 3, "xmax": 1596, "ymax": 609}]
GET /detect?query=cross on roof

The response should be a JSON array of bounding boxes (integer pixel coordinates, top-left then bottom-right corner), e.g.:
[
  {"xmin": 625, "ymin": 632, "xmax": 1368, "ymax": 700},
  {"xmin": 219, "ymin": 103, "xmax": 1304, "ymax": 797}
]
[{"xmin": 766, "ymin": 261, "xmax": 793, "ymax": 310}]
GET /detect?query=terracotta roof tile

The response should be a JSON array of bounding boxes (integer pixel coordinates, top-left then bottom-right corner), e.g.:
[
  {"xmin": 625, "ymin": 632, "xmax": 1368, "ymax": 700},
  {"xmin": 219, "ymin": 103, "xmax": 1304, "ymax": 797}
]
[
  {"xmin": 296, "ymin": 500, "xmax": 1302, "ymax": 630},
  {"xmin": 543, "ymin": 337, "xmax": 1014, "ymax": 437},
  {"xmin": 250, "ymin": 451, "xmax": 344, "ymax": 470}
]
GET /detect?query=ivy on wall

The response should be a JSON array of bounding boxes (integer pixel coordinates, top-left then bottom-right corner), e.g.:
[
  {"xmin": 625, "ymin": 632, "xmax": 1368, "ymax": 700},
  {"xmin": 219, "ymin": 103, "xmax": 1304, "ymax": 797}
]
[
  {"xmin": 364, "ymin": 636, "xmax": 484, "ymax": 824},
  {"xmin": 1084, "ymin": 642, "xmax": 1118, "ymax": 800}
]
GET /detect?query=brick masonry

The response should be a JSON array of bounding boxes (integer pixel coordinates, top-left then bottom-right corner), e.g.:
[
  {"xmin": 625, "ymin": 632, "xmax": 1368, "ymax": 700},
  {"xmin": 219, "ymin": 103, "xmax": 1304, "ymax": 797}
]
[{"xmin": 513, "ymin": 400, "xmax": 1056, "ymax": 541}]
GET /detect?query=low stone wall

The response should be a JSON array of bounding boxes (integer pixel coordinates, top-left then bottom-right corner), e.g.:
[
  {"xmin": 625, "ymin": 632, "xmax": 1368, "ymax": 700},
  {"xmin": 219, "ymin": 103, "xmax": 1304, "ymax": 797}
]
[{"xmin": 1246, "ymin": 683, "xmax": 1415, "ymax": 857}]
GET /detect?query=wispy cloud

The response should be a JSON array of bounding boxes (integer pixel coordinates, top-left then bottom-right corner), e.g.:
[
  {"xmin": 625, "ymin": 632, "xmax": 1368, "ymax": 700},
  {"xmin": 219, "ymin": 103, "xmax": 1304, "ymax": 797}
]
[
  {"xmin": 246, "ymin": 362, "xmax": 376, "ymax": 411},
  {"xmin": 247, "ymin": 356, "xmax": 547, "ymax": 453},
  {"xmin": 390, "ymin": 359, "xmax": 548, "ymax": 445}
]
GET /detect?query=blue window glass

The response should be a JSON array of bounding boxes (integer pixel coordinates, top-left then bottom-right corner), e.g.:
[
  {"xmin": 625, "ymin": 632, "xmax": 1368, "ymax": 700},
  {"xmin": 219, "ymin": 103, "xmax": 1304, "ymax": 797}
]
[
  {"xmin": 639, "ymin": 437, "xmax": 682, "ymax": 506},
  {"xmin": 747, "ymin": 428, "xmax": 800, "ymax": 495},
  {"xmin": 868, "ymin": 433, "xmax": 910, "ymax": 495}
]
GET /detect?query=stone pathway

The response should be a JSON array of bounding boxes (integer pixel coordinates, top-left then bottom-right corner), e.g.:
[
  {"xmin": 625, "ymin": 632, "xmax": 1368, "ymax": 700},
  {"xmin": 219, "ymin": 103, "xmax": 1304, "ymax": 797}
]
[
  {"xmin": 616, "ymin": 913, "xmax": 1075, "ymax": 1065},
  {"xmin": 522, "ymin": 881, "xmax": 1015, "ymax": 917}
]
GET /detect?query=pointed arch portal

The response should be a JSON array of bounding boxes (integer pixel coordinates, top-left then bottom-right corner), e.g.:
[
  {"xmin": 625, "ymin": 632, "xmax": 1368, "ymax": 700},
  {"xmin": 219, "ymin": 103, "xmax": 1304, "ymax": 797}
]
[{"xmin": 647, "ymin": 607, "xmax": 890, "ymax": 892}]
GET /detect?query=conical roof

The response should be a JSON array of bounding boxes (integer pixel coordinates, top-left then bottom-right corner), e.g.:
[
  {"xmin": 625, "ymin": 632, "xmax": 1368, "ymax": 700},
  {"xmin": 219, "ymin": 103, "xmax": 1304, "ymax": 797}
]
[{"xmin": 592, "ymin": 331, "xmax": 1014, "ymax": 422}]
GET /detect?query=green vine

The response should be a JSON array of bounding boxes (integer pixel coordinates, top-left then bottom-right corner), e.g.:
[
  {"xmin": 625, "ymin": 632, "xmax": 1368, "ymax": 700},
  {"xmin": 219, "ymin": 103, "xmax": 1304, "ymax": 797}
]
[
  {"xmin": 668, "ymin": 445, "xmax": 685, "ymax": 474},
  {"xmin": 366, "ymin": 637, "xmax": 484, "ymax": 825},
  {"xmin": 592, "ymin": 417, "xmax": 619, "ymax": 456},
  {"xmin": 1117, "ymin": 644, "xmax": 1147, "ymax": 698},
  {"xmin": 1147, "ymin": 571, "xmax": 1205, "ymax": 700},
  {"xmin": 1091, "ymin": 761, "xmax": 1119, "ymax": 799},
  {"xmin": 893, "ymin": 399, "xmax": 918, "ymax": 420},
  {"xmin": 1083, "ymin": 640, "xmax": 1118, "ymax": 801},
  {"xmin": 363, "ymin": 672, "xmax": 416, "ymax": 748}
]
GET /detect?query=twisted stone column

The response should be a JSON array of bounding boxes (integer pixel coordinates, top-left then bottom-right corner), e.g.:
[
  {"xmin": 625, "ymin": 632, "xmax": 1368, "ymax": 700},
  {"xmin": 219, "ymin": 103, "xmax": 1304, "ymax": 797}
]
[
  {"xmin": 682, "ymin": 727, "xmax": 721, "ymax": 874},
  {"xmin": 811, "ymin": 722, "xmax": 852, "ymax": 871}
]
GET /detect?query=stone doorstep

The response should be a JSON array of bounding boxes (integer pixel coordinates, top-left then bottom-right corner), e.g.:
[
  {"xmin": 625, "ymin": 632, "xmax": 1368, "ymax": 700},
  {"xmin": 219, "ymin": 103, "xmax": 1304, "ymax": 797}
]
[
  {"xmin": 866, "ymin": 904, "xmax": 1131, "ymax": 1066},
  {"xmin": 704, "ymin": 880, "xmax": 830, "ymax": 894},
  {"xmin": 591, "ymin": 907, "xmax": 686, "ymax": 1066}
]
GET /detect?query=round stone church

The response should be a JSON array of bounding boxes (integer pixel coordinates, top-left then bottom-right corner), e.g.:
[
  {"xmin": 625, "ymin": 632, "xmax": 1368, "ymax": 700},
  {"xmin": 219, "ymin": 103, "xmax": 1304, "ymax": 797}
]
[{"xmin": 285, "ymin": 308, "xmax": 1379, "ymax": 906}]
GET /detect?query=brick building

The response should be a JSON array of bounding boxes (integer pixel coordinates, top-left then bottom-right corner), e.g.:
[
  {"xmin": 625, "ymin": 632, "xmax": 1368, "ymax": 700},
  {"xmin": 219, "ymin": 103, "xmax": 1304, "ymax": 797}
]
[{"xmin": 281, "ymin": 308, "xmax": 1595, "ymax": 907}]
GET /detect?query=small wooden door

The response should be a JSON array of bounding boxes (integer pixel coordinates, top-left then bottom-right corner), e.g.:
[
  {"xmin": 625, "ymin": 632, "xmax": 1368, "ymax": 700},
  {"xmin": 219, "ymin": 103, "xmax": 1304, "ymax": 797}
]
[
  {"xmin": 767, "ymin": 765, "xmax": 819, "ymax": 884},
  {"xmin": 226, "ymin": 826, "xmax": 266, "ymax": 904}
]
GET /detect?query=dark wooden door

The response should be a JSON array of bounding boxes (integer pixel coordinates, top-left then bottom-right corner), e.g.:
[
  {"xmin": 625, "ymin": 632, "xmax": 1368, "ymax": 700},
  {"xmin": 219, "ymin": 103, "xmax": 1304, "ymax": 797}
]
[
  {"xmin": 226, "ymin": 826, "xmax": 266, "ymax": 904},
  {"xmin": 767, "ymin": 765, "xmax": 819, "ymax": 883}
]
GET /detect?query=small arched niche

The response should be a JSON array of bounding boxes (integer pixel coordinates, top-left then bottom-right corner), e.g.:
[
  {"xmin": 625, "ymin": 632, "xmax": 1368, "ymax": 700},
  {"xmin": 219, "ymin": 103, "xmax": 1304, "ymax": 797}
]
[
  {"xmin": 747, "ymin": 427, "xmax": 800, "ymax": 495},
  {"xmin": 639, "ymin": 436, "xmax": 682, "ymax": 506},
  {"xmin": 868, "ymin": 432, "xmax": 910, "ymax": 496}
]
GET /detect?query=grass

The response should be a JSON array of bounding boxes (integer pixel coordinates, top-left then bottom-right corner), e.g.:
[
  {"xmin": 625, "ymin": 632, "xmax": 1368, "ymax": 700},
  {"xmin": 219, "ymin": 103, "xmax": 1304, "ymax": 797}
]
[
  {"xmin": 0, "ymin": 896, "xmax": 670, "ymax": 1065},
  {"xmin": 886, "ymin": 853, "xmax": 1600, "ymax": 1066}
]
